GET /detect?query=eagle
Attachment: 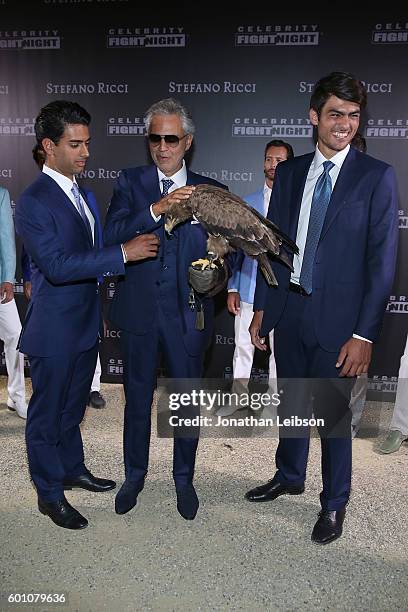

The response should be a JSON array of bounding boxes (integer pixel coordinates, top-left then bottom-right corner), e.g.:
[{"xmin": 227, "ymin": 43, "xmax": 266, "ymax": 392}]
[{"xmin": 164, "ymin": 184, "xmax": 298, "ymax": 290}]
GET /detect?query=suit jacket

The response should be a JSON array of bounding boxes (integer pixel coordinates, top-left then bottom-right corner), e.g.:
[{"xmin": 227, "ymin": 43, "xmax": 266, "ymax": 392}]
[
  {"xmin": 227, "ymin": 187, "xmax": 265, "ymax": 304},
  {"xmin": 15, "ymin": 173, "xmax": 124, "ymax": 357},
  {"xmin": 254, "ymin": 148, "xmax": 399, "ymax": 352},
  {"xmin": 0, "ymin": 186, "xmax": 16, "ymax": 284},
  {"xmin": 21, "ymin": 188, "xmax": 103, "ymax": 283},
  {"xmin": 103, "ymin": 164, "xmax": 227, "ymax": 356}
]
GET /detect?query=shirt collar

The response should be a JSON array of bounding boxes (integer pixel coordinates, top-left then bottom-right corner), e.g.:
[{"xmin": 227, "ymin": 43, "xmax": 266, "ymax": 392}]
[
  {"xmin": 43, "ymin": 165, "xmax": 77, "ymax": 193},
  {"xmin": 157, "ymin": 159, "xmax": 187, "ymax": 188},
  {"xmin": 311, "ymin": 144, "xmax": 350, "ymax": 176}
]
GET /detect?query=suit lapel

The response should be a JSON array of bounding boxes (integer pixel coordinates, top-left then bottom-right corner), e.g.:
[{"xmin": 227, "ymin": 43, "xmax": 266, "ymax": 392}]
[
  {"xmin": 289, "ymin": 154, "xmax": 314, "ymax": 240},
  {"xmin": 141, "ymin": 165, "xmax": 162, "ymax": 203},
  {"xmin": 320, "ymin": 148, "xmax": 361, "ymax": 240}
]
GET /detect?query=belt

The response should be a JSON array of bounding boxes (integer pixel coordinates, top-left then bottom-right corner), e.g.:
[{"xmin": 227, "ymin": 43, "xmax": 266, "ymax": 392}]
[{"xmin": 289, "ymin": 282, "xmax": 311, "ymax": 297}]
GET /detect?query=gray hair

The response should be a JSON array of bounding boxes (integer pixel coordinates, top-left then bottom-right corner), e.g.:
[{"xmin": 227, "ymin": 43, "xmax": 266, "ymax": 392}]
[{"xmin": 143, "ymin": 98, "xmax": 195, "ymax": 135}]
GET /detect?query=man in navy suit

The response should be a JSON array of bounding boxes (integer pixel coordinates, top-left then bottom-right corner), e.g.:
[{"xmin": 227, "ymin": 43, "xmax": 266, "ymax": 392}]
[
  {"xmin": 104, "ymin": 98, "xmax": 227, "ymax": 520},
  {"xmin": 246, "ymin": 73, "xmax": 398, "ymax": 544},
  {"xmin": 16, "ymin": 101, "xmax": 159, "ymax": 530}
]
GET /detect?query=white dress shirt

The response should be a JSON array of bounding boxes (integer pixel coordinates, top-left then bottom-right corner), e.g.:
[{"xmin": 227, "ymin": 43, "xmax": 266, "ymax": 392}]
[
  {"xmin": 150, "ymin": 160, "xmax": 188, "ymax": 222},
  {"xmin": 42, "ymin": 165, "xmax": 95, "ymax": 243}
]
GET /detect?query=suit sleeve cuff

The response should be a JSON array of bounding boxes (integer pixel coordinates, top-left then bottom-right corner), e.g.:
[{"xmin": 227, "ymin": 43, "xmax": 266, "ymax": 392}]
[{"xmin": 353, "ymin": 334, "xmax": 372, "ymax": 343}]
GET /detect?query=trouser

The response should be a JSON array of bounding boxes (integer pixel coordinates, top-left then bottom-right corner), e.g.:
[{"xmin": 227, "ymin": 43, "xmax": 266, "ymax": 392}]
[
  {"xmin": 0, "ymin": 298, "xmax": 26, "ymax": 405},
  {"xmin": 90, "ymin": 352, "xmax": 101, "ymax": 392},
  {"xmin": 232, "ymin": 301, "xmax": 276, "ymax": 384},
  {"xmin": 273, "ymin": 291, "xmax": 353, "ymax": 511},
  {"xmin": 120, "ymin": 303, "xmax": 203, "ymax": 487},
  {"xmin": 390, "ymin": 334, "xmax": 408, "ymax": 436},
  {"xmin": 26, "ymin": 343, "xmax": 98, "ymax": 501}
]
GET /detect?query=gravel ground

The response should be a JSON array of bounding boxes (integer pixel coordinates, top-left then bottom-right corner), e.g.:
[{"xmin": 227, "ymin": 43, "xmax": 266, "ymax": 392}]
[{"xmin": 1, "ymin": 378, "xmax": 407, "ymax": 612}]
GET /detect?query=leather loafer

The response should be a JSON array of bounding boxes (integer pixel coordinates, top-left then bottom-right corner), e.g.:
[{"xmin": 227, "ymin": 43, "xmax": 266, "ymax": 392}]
[
  {"xmin": 380, "ymin": 430, "xmax": 407, "ymax": 454},
  {"xmin": 176, "ymin": 484, "xmax": 199, "ymax": 520},
  {"xmin": 311, "ymin": 509, "xmax": 346, "ymax": 545},
  {"xmin": 63, "ymin": 471, "xmax": 116, "ymax": 492},
  {"xmin": 88, "ymin": 390, "xmax": 106, "ymax": 409},
  {"xmin": 38, "ymin": 496, "xmax": 88, "ymax": 530},
  {"xmin": 115, "ymin": 480, "xmax": 144, "ymax": 515},
  {"xmin": 245, "ymin": 478, "xmax": 304, "ymax": 502}
]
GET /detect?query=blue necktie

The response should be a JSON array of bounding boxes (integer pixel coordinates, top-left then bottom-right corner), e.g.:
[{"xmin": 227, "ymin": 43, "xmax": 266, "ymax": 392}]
[
  {"xmin": 161, "ymin": 178, "xmax": 174, "ymax": 196},
  {"xmin": 71, "ymin": 183, "xmax": 93, "ymax": 244},
  {"xmin": 299, "ymin": 160, "xmax": 334, "ymax": 294}
]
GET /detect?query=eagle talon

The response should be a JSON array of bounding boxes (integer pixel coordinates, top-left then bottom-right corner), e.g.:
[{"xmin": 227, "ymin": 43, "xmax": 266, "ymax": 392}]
[{"xmin": 192, "ymin": 258, "xmax": 211, "ymax": 270}]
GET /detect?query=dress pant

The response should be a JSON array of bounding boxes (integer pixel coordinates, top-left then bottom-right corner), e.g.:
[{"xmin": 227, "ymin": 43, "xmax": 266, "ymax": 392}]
[
  {"xmin": 390, "ymin": 334, "xmax": 408, "ymax": 435},
  {"xmin": 90, "ymin": 352, "xmax": 102, "ymax": 392},
  {"xmin": 120, "ymin": 302, "xmax": 203, "ymax": 487},
  {"xmin": 26, "ymin": 342, "xmax": 98, "ymax": 501},
  {"xmin": 273, "ymin": 290, "xmax": 353, "ymax": 511},
  {"xmin": 233, "ymin": 300, "xmax": 276, "ymax": 387},
  {"xmin": 0, "ymin": 298, "xmax": 26, "ymax": 405}
]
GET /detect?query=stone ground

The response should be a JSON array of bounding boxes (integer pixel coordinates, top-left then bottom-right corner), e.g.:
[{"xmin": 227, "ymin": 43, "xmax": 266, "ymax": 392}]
[{"xmin": 1, "ymin": 377, "xmax": 407, "ymax": 612}]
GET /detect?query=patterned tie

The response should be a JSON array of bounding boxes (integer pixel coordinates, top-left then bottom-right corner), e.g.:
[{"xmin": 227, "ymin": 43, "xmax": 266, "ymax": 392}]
[
  {"xmin": 71, "ymin": 183, "xmax": 93, "ymax": 243},
  {"xmin": 161, "ymin": 178, "xmax": 174, "ymax": 196},
  {"xmin": 299, "ymin": 160, "xmax": 334, "ymax": 294}
]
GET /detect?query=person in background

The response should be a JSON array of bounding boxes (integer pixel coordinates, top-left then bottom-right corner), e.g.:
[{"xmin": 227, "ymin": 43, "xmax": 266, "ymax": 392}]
[
  {"xmin": 220, "ymin": 140, "xmax": 294, "ymax": 418},
  {"xmin": 380, "ymin": 333, "xmax": 408, "ymax": 454},
  {"xmin": 0, "ymin": 185, "xmax": 28, "ymax": 419}
]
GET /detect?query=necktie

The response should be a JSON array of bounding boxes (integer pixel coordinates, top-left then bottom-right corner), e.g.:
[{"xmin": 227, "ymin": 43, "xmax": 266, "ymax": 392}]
[
  {"xmin": 161, "ymin": 179, "xmax": 174, "ymax": 196},
  {"xmin": 71, "ymin": 183, "xmax": 93, "ymax": 243},
  {"xmin": 299, "ymin": 160, "xmax": 334, "ymax": 294}
]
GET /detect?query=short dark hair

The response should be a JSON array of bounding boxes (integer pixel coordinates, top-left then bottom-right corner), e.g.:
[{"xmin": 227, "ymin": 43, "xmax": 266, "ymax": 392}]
[
  {"xmin": 264, "ymin": 139, "xmax": 294, "ymax": 160},
  {"xmin": 351, "ymin": 132, "xmax": 367, "ymax": 153},
  {"xmin": 32, "ymin": 143, "xmax": 46, "ymax": 169},
  {"xmin": 310, "ymin": 72, "xmax": 367, "ymax": 116},
  {"xmin": 35, "ymin": 100, "xmax": 91, "ymax": 145}
]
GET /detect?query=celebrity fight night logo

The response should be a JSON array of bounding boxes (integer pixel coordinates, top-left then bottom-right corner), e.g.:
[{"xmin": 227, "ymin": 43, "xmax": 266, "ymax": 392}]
[
  {"xmin": 365, "ymin": 118, "xmax": 408, "ymax": 139},
  {"xmin": 386, "ymin": 295, "xmax": 408, "ymax": 314},
  {"xmin": 0, "ymin": 117, "xmax": 35, "ymax": 136},
  {"xmin": 235, "ymin": 24, "xmax": 320, "ymax": 46},
  {"xmin": 107, "ymin": 26, "xmax": 186, "ymax": 48},
  {"xmin": 372, "ymin": 22, "xmax": 408, "ymax": 44},
  {"xmin": 0, "ymin": 29, "xmax": 61, "ymax": 49},
  {"xmin": 232, "ymin": 116, "xmax": 312, "ymax": 138},
  {"xmin": 107, "ymin": 116, "xmax": 145, "ymax": 136},
  {"xmin": 399, "ymin": 209, "xmax": 408, "ymax": 230}
]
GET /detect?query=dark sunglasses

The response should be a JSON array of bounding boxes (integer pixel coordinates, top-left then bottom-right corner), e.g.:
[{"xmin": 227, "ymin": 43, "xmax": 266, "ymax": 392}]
[{"xmin": 147, "ymin": 133, "xmax": 188, "ymax": 147}]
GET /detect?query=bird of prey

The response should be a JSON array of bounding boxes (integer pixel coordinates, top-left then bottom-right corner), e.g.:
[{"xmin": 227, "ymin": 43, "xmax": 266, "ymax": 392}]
[{"xmin": 164, "ymin": 184, "xmax": 298, "ymax": 287}]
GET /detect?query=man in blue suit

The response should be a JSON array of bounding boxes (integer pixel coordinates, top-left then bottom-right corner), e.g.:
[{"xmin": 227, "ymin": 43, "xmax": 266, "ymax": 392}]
[
  {"xmin": 104, "ymin": 98, "xmax": 227, "ymax": 520},
  {"xmin": 246, "ymin": 73, "xmax": 398, "ymax": 544},
  {"xmin": 222, "ymin": 140, "xmax": 294, "ymax": 417},
  {"xmin": 16, "ymin": 101, "xmax": 159, "ymax": 530}
]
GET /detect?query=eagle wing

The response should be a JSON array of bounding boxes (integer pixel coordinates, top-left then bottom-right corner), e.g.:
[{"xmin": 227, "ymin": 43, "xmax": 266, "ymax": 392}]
[{"xmin": 187, "ymin": 184, "xmax": 298, "ymax": 285}]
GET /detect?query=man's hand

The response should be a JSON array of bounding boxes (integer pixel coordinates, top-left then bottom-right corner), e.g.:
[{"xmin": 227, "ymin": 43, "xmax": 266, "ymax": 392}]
[
  {"xmin": 227, "ymin": 291, "xmax": 240, "ymax": 315},
  {"xmin": 123, "ymin": 234, "xmax": 160, "ymax": 262},
  {"xmin": 1, "ymin": 281, "xmax": 14, "ymax": 304},
  {"xmin": 24, "ymin": 281, "xmax": 32, "ymax": 301},
  {"xmin": 336, "ymin": 337, "xmax": 373, "ymax": 377},
  {"xmin": 151, "ymin": 185, "xmax": 196, "ymax": 217},
  {"xmin": 249, "ymin": 310, "xmax": 267, "ymax": 351}
]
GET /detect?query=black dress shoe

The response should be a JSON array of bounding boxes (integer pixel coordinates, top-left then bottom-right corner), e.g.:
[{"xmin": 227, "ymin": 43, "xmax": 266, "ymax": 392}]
[
  {"xmin": 176, "ymin": 484, "xmax": 199, "ymax": 520},
  {"xmin": 311, "ymin": 509, "xmax": 346, "ymax": 545},
  {"xmin": 88, "ymin": 390, "xmax": 106, "ymax": 409},
  {"xmin": 115, "ymin": 480, "xmax": 144, "ymax": 515},
  {"xmin": 63, "ymin": 471, "xmax": 116, "ymax": 492},
  {"xmin": 38, "ymin": 496, "xmax": 88, "ymax": 530},
  {"xmin": 245, "ymin": 478, "xmax": 305, "ymax": 502}
]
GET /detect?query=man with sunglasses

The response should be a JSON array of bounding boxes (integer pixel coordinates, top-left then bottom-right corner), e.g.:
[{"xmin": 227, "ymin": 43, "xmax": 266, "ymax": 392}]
[{"xmin": 104, "ymin": 98, "xmax": 227, "ymax": 520}]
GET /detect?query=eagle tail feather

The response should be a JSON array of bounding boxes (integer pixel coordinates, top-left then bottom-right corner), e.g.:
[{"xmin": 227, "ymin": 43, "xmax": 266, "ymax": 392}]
[{"xmin": 258, "ymin": 254, "xmax": 278, "ymax": 286}]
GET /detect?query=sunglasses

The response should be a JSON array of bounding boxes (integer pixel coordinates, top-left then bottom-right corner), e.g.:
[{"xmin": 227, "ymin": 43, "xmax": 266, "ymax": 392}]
[{"xmin": 147, "ymin": 133, "xmax": 188, "ymax": 147}]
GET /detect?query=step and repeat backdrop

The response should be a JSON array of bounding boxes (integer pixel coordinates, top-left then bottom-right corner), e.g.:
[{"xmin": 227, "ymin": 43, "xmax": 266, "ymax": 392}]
[{"xmin": 0, "ymin": 3, "xmax": 407, "ymax": 399}]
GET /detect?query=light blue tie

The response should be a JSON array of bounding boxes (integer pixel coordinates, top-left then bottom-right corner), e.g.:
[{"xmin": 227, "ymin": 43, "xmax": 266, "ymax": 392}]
[
  {"xmin": 161, "ymin": 179, "xmax": 174, "ymax": 196},
  {"xmin": 299, "ymin": 160, "xmax": 334, "ymax": 294},
  {"xmin": 71, "ymin": 183, "xmax": 93, "ymax": 243}
]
